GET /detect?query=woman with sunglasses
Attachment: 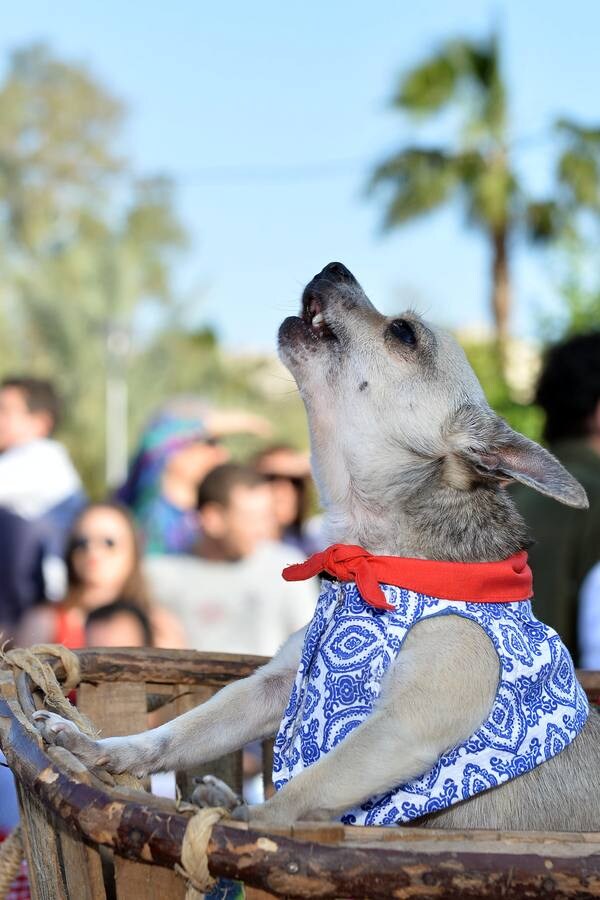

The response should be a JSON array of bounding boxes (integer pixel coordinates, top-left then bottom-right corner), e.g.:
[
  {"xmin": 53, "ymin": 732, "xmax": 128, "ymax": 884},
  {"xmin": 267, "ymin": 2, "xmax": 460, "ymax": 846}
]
[
  {"xmin": 254, "ymin": 444, "xmax": 324, "ymax": 556},
  {"xmin": 15, "ymin": 502, "xmax": 185, "ymax": 649}
]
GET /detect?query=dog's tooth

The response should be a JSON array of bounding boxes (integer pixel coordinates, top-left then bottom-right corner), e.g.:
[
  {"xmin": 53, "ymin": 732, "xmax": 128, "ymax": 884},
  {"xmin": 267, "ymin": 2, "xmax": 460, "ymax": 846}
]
[{"xmin": 312, "ymin": 313, "xmax": 324, "ymax": 327}]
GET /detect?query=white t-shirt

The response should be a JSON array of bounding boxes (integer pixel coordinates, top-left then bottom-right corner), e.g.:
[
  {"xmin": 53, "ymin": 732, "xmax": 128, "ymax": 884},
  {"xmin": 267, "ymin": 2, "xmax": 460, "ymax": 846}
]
[
  {"xmin": 579, "ymin": 561, "xmax": 600, "ymax": 668},
  {"xmin": 0, "ymin": 438, "xmax": 82, "ymax": 518},
  {"xmin": 144, "ymin": 541, "xmax": 317, "ymax": 657}
]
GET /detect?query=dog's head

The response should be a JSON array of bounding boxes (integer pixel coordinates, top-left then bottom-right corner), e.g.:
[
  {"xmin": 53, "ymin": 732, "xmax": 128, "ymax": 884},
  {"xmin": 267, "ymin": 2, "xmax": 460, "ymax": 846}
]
[{"xmin": 279, "ymin": 262, "xmax": 587, "ymax": 553}]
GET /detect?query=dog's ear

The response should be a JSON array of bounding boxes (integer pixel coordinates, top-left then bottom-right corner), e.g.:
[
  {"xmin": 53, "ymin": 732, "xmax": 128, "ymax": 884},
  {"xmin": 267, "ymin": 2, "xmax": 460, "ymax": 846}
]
[{"xmin": 449, "ymin": 406, "xmax": 589, "ymax": 509}]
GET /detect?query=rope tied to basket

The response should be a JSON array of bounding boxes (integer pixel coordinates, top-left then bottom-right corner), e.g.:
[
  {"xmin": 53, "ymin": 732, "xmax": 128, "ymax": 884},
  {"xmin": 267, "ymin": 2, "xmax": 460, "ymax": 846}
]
[
  {"xmin": 21, "ymin": 643, "xmax": 82, "ymax": 692},
  {"xmin": 0, "ymin": 642, "xmax": 150, "ymax": 898},
  {"xmin": 2, "ymin": 643, "xmax": 144, "ymax": 791},
  {"xmin": 177, "ymin": 806, "xmax": 230, "ymax": 898},
  {"xmin": 0, "ymin": 643, "xmax": 88, "ymax": 899},
  {"xmin": 0, "ymin": 643, "xmax": 96, "ymax": 737}
]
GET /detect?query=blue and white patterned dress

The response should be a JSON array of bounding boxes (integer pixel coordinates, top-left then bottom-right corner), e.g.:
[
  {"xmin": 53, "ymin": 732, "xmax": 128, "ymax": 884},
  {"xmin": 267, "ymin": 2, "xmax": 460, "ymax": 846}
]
[{"xmin": 273, "ymin": 578, "xmax": 589, "ymax": 825}]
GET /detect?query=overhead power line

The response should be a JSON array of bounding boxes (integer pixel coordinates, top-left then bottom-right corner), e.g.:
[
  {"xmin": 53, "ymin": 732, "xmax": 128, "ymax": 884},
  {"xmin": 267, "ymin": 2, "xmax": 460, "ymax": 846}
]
[
  {"xmin": 173, "ymin": 131, "xmax": 549, "ymax": 187},
  {"xmin": 174, "ymin": 157, "xmax": 367, "ymax": 186},
  {"xmin": 146, "ymin": 131, "xmax": 553, "ymax": 188}
]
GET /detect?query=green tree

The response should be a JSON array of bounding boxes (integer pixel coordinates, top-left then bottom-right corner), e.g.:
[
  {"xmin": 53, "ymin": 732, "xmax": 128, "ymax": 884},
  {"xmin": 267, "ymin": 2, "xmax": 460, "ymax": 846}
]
[
  {"xmin": 541, "ymin": 241, "xmax": 600, "ymax": 341},
  {"xmin": 0, "ymin": 45, "xmax": 189, "ymax": 493},
  {"xmin": 370, "ymin": 34, "xmax": 556, "ymax": 366},
  {"xmin": 0, "ymin": 44, "xmax": 123, "ymax": 261},
  {"xmin": 534, "ymin": 121, "xmax": 600, "ymax": 340},
  {"xmin": 554, "ymin": 120, "xmax": 600, "ymax": 228},
  {"xmin": 460, "ymin": 337, "xmax": 544, "ymax": 442}
]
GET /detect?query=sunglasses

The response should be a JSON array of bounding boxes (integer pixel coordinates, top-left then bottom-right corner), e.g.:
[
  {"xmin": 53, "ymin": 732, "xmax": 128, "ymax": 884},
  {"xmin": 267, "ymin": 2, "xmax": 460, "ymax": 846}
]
[
  {"xmin": 72, "ymin": 535, "xmax": 120, "ymax": 552},
  {"xmin": 263, "ymin": 473, "xmax": 305, "ymax": 489}
]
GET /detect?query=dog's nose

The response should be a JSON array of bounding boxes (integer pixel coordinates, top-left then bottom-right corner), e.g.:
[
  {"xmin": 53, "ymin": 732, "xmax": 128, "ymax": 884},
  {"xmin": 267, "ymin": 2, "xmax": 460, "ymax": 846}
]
[
  {"xmin": 316, "ymin": 262, "xmax": 357, "ymax": 284},
  {"xmin": 300, "ymin": 260, "xmax": 373, "ymax": 318}
]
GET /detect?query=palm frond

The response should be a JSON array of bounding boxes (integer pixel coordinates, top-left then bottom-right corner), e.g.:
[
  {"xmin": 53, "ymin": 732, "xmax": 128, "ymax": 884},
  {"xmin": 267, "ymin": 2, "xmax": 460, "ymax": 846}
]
[
  {"xmin": 558, "ymin": 149, "xmax": 600, "ymax": 208},
  {"xmin": 556, "ymin": 118, "xmax": 600, "ymax": 144},
  {"xmin": 524, "ymin": 200, "xmax": 562, "ymax": 242},
  {"xmin": 370, "ymin": 148, "xmax": 461, "ymax": 226},
  {"xmin": 553, "ymin": 118, "xmax": 600, "ymax": 211},
  {"xmin": 394, "ymin": 34, "xmax": 506, "ymax": 132},
  {"xmin": 395, "ymin": 50, "xmax": 460, "ymax": 113}
]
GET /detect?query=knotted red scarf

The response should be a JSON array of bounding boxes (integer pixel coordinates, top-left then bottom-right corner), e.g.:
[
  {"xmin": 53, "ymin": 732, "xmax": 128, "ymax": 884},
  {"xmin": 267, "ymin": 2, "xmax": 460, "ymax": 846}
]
[{"xmin": 282, "ymin": 543, "xmax": 533, "ymax": 611}]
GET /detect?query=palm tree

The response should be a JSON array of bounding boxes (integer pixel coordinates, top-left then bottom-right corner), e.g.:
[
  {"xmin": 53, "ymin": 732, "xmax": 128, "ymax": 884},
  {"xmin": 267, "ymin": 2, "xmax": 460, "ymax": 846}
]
[
  {"xmin": 542, "ymin": 119, "xmax": 600, "ymax": 336},
  {"xmin": 553, "ymin": 120, "xmax": 600, "ymax": 228},
  {"xmin": 370, "ymin": 34, "xmax": 547, "ymax": 366}
]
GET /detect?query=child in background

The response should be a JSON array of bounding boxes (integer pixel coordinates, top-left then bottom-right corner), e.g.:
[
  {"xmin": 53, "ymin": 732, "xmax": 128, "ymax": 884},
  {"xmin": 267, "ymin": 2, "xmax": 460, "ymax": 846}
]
[{"xmin": 85, "ymin": 599, "xmax": 154, "ymax": 648}]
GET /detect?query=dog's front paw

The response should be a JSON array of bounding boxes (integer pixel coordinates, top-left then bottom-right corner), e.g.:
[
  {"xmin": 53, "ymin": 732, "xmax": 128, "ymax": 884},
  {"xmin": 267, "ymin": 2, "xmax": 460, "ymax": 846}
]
[
  {"xmin": 191, "ymin": 775, "xmax": 241, "ymax": 812},
  {"xmin": 32, "ymin": 711, "xmax": 109, "ymax": 768},
  {"xmin": 33, "ymin": 710, "xmax": 88, "ymax": 746}
]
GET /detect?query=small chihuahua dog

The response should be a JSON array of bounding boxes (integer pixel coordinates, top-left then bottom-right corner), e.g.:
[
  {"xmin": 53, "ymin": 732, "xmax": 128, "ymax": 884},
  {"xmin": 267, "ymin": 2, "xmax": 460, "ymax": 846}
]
[{"xmin": 35, "ymin": 263, "xmax": 600, "ymax": 831}]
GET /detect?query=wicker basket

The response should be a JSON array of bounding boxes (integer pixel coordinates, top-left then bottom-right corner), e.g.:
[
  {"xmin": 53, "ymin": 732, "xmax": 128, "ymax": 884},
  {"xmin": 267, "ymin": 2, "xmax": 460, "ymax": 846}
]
[{"xmin": 1, "ymin": 647, "xmax": 599, "ymax": 899}]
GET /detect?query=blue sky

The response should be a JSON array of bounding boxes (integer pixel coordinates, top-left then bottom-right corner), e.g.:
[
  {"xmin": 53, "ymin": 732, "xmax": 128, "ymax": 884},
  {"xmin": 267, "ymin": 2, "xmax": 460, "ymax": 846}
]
[{"xmin": 2, "ymin": 1, "xmax": 599, "ymax": 350}]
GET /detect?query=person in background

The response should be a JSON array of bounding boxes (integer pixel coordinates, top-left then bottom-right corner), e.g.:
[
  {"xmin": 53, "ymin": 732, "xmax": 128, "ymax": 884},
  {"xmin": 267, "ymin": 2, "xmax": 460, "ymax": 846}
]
[
  {"xmin": 579, "ymin": 562, "xmax": 600, "ymax": 668},
  {"xmin": 145, "ymin": 463, "xmax": 317, "ymax": 657},
  {"xmin": 0, "ymin": 377, "xmax": 86, "ymax": 636},
  {"xmin": 254, "ymin": 444, "xmax": 324, "ymax": 556},
  {"xmin": 0, "ymin": 508, "xmax": 47, "ymax": 638},
  {"xmin": 512, "ymin": 331, "xmax": 600, "ymax": 664},
  {"xmin": 117, "ymin": 400, "xmax": 271, "ymax": 555},
  {"xmin": 16, "ymin": 502, "xmax": 185, "ymax": 649},
  {"xmin": 85, "ymin": 599, "xmax": 154, "ymax": 648}
]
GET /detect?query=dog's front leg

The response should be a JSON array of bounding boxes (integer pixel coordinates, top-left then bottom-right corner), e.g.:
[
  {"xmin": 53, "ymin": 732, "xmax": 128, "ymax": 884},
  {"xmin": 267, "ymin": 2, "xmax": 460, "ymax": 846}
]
[
  {"xmin": 244, "ymin": 615, "xmax": 499, "ymax": 826},
  {"xmin": 34, "ymin": 627, "xmax": 306, "ymax": 777}
]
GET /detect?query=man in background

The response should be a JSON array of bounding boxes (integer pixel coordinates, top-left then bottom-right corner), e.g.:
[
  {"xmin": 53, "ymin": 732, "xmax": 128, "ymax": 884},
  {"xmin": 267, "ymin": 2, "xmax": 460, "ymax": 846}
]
[
  {"xmin": 513, "ymin": 332, "xmax": 600, "ymax": 664},
  {"xmin": 0, "ymin": 377, "xmax": 86, "ymax": 635},
  {"xmin": 144, "ymin": 463, "xmax": 316, "ymax": 657}
]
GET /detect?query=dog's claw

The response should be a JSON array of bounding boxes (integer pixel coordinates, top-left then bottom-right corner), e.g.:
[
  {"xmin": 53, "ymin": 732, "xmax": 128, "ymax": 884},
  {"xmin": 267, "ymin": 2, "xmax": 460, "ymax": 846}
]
[
  {"xmin": 231, "ymin": 803, "xmax": 250, "ymax": 822},
  {"xmin": 32, "ymin": 710, "xmax": 105, "ymax": 767},
  {"xmin": 33, "ymin": 710, "xmax": 79, "ymax": 740}
]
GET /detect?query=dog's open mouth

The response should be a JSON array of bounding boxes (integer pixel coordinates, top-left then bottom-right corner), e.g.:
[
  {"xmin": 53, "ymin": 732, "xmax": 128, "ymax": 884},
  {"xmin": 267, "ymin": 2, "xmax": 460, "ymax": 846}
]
[{"xmin": 302, "ymin": 293, "xmax": 337, "ymax": 341}]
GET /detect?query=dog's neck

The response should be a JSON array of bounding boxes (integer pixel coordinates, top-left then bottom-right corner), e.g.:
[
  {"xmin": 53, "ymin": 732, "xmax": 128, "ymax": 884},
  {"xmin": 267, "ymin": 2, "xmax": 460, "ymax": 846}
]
[{"xmin": 321, "ymin": 457, "xmax": 529, "ymax": 563}]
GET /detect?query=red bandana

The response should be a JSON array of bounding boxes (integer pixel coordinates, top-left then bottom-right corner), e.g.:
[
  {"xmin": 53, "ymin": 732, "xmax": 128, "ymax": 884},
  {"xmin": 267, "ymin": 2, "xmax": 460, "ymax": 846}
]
[{"xmin": 282, "ymin": 543, "xmax": 533, "ymax": 612}]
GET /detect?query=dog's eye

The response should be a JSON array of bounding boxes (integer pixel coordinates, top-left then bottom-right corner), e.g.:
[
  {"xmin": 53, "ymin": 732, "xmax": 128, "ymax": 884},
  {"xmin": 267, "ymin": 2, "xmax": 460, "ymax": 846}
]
[{"xmin": 389, "ymin": 319, "xmax": 417, "ymax": 346}]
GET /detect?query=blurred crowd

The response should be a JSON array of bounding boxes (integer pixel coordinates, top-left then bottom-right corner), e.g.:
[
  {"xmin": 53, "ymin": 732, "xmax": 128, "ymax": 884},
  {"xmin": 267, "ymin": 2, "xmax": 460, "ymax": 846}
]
[{"xmin": 0, "ymin": 386, "xmax": 323, "ymax": 658}]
